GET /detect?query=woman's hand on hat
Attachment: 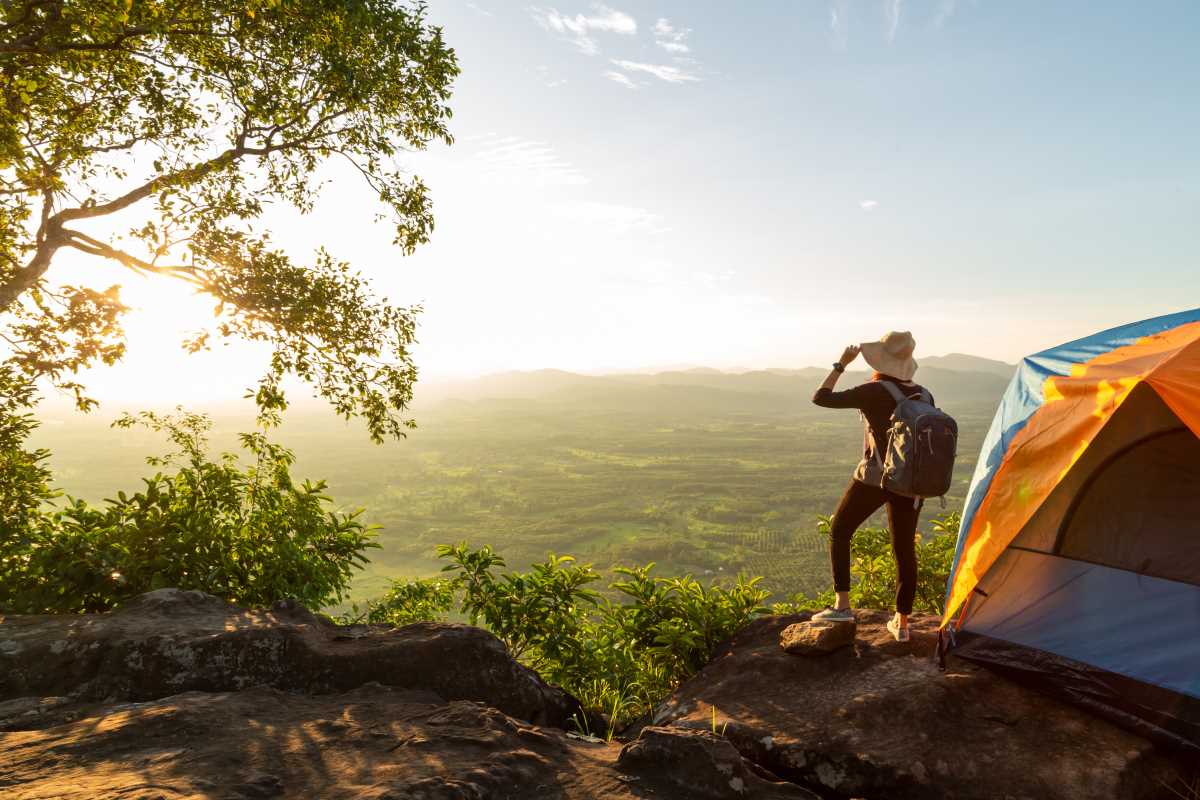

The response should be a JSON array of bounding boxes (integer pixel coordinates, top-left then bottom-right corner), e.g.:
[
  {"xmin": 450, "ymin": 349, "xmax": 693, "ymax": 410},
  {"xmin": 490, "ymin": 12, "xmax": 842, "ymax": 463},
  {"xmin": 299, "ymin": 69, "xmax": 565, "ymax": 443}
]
[{"xmin": 839, "ymin": 345, "xmax": 861, "ymax": 368}]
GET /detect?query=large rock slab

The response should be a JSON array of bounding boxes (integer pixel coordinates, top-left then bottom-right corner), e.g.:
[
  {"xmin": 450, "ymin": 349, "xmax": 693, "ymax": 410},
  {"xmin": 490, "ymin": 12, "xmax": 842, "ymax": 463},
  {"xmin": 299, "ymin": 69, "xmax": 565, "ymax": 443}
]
[
  {"xmin": 640, "ymin": 610, "xmax": 1188, "ymax": 800},
  {"xmin": 0, "ymin": 588, "xmax": 586, "ymax": 728},
  {"xmin": 0, "ymin": 589, "xmax": 836, "ymax": 799},
  {"xmin": 0, "ymin": 685, "xmax": 826, "ymax": 800},
  {"xmin": 0, "ymin": 683, "xmax": 633, "ymax": 799}
]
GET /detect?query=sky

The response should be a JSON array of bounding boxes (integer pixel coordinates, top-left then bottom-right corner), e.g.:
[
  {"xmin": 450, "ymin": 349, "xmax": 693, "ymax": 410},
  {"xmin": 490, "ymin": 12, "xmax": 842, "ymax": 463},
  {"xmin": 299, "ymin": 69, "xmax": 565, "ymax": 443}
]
[{"xmin": 51, "ymin": 0, "xmax": 1200, "ymax": 407}]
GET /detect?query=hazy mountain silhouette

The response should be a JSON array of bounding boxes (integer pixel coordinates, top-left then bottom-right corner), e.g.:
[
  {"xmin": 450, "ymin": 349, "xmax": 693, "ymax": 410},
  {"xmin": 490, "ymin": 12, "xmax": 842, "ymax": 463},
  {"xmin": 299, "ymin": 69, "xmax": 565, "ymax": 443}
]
[
  {"xmin": 415, "ymin": 357, "xmax": 1012, "ymax": 415},
  {"xmin": 918, "ymin": 353, "xmax": 1016, "ymax": 379}
]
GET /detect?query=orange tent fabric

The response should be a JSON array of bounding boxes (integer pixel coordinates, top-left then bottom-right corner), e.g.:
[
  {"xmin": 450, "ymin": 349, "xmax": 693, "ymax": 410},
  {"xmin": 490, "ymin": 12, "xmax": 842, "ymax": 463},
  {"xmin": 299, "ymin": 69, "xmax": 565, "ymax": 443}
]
[{"xmin": 942, "ymin": 315, "xmax": 1200, "ymax": 628}]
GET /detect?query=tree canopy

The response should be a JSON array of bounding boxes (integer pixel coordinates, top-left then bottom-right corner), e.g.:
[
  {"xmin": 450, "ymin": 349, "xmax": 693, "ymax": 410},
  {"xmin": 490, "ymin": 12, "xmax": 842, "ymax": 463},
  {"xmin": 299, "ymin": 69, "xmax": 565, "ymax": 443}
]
[{"xmin": 0, "ymin": 0, "xmax": 458, "ymax": 440}]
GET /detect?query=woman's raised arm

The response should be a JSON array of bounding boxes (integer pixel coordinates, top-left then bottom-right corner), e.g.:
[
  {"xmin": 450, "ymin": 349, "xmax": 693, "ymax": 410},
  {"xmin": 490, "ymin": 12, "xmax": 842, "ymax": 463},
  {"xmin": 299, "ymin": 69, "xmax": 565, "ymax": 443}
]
[{"xmin": 812, "ymin": 345, "xmax": 862, "ymax": 407}]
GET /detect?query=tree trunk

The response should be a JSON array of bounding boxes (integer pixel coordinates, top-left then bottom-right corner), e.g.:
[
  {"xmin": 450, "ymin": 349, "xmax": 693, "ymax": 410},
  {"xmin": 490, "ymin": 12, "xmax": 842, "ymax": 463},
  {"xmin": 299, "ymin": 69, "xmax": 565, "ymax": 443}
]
[{"xmin": 0, "ymin": 237, "xmax": 59, "ymax": 312}]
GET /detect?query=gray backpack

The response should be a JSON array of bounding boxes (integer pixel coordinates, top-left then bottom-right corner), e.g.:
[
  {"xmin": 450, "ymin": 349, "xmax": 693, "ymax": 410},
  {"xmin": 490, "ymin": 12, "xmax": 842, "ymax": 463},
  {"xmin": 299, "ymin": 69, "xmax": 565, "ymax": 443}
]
[{"xmin": 868, "ymin": 382, "xmax": 958, "ymax": 500}]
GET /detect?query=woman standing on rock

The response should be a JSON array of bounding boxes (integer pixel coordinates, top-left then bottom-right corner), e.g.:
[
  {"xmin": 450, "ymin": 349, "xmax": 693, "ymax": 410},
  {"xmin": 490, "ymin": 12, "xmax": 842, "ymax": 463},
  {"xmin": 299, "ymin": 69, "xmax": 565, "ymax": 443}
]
[{"xmin": 808, "ymin": 331, "xmax": 931, "ymax": 642}]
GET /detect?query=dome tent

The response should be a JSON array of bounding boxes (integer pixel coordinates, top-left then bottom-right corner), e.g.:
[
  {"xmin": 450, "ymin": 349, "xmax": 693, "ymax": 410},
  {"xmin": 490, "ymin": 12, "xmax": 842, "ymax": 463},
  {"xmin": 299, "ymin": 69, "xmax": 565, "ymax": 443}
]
[{"xmin": 941, "ymin": 309, "xmax": 1200, "ymax": 755}]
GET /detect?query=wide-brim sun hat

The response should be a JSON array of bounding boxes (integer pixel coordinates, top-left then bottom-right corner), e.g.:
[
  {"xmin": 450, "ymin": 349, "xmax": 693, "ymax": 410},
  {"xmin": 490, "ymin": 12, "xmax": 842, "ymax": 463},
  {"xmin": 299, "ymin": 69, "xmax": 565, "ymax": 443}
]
[{"xmin": 860, "ymin": 331, "xmax": 918, "ymax": 381}]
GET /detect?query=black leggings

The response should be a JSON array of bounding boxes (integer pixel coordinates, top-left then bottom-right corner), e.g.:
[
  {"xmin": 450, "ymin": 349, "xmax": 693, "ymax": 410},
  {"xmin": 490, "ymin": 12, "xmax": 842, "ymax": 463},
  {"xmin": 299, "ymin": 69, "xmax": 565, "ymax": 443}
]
[{"xmin": 829, "ymin": 478, "xmax": 920, "ymax": 614}]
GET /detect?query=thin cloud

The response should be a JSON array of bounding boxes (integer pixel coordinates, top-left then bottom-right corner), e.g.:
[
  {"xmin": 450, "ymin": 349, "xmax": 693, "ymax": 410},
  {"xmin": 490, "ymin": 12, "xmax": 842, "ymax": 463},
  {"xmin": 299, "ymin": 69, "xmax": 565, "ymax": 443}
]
[
  {"xmin": 833, "ymin": 0, "xmax": 950, "ymax": 48},
  {"xmin": 933, "ymin": 0, "xmax": 957, "ymax": 27},
  {"xmin": 885, "ymin": 0, "xmax": 903, "ymax": 42},
  {"xmin": 469, "ymin": 135, "xmax": 589, "ymax": 187},
  {"xmin": 603, "ymin": 70, "xmax": 639, "ymax": 89},
  {"xmin": 693, "ymin": 269, "xmax": 738, "ymax": 288},
  {"xmin": 535, "ymin": 65, "xmax": 568, "ymax": 88},
  {"xmin": 554, "ymin": 202, "xmax": 667, "ymax": 234},
  {"xmin": 860, "ymin": 200, "xmax": 879, "ymax": 210},
  {"xmin": 465, "ymin": 2, "xmax": 495, "ymax": 17},
  {"xmin": 610, "ymin": 59, "xmax": 699, "ymax": 84},
  {"xmin": 829, "ymin": 0, "xmax": 850, "ymax": 51},
  {"xmin": 530, "ymin": 4, "xmax": 637, "ymax": 56},
  {"xmin": 653, "ymin": 18, "xmax": 691, "ymax": 54}
]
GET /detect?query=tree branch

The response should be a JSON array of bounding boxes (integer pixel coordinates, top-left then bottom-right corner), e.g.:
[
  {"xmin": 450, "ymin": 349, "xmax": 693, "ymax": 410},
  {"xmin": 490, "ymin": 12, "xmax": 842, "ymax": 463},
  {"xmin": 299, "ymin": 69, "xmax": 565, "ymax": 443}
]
[
  {"xmin": 53, "ymin": 109, "xmax": 349, "ymax": 227},
  {"xmin": 2, "ymin": 7, "xmax": 219, "ymax": 55},
  {"xmin": 62, "ymin": 228, "xmax": 202, "ymax": 284},
  {"xmin": 54, "ymin": 142, "xmax": 246, "ymax": 224}
]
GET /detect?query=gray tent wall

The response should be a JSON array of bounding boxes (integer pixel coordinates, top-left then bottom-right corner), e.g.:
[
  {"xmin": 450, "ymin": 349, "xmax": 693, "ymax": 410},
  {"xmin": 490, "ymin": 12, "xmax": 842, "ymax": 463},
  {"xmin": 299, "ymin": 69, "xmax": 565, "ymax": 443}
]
[{"xmin": 953, "ymin": 383, "xmax": 1200, "ymax": 755}]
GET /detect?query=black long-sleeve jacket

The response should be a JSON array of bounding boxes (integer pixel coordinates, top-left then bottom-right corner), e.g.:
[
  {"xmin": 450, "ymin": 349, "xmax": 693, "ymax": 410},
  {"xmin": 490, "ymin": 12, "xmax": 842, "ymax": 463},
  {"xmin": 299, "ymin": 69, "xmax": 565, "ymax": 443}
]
[{"xmin": 813, "ymin": 378, "xmax": 933, "ymax": 460}]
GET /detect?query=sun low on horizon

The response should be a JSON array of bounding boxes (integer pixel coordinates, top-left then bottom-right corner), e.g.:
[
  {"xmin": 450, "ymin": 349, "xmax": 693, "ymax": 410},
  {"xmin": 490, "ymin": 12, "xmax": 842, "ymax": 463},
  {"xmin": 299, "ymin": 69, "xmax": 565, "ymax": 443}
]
[{"xmin": 39, "ymin": 0, "xmax": 1199, "ymax": 410}]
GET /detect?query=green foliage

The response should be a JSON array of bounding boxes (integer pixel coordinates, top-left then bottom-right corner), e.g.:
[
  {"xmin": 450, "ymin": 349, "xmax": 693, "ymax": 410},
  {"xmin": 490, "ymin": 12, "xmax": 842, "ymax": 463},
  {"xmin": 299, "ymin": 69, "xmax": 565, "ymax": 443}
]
[
  {"xmin": 340, "ymin": 575, "xmax": 458, "ymax": 626},
  {"xmin": 0, "ymin": 367, "xmax": 56, "ymax": 527},
  {"xmin": 777, "ymin": 512, "xmax": 960, "ymax": 614},
  {"xmin": 770, "ymin": 587, "xmax": 836, "ymax": 616},
  {"xmin": 0, "ymin": 406, "xmax": 378, "ymax": 613},
  {"xmin": 604, "ymin": 563, "xmax": 769, "ymax": 679},
  {"xmin": 0, "ymin": 367, "xmax": 60, "ymax": 596},
  {"xmin": 367, "ymin": 544, "xmax": 769, "ymax": 729},
  {"xmin": 1, "ymin": 0, "xmax": 458, "ymax": 437},
  {"xmin": 917, "ymin": 513, "xmax": 960, "ymax": 613},
  {"xmin": 440, "ymin": 544, "xmax": 603, "ymax": 667}
]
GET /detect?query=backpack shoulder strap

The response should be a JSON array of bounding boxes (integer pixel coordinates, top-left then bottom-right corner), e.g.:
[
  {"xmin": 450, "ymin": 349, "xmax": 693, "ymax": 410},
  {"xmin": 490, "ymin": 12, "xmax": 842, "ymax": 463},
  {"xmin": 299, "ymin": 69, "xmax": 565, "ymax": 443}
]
[
  {"xmin": 881, "ymin": 381, "xmax": 931, "ymax": 406},
  {"xmin": 879, "ymin": 381, "xmax": 907, "ymax": 405}
]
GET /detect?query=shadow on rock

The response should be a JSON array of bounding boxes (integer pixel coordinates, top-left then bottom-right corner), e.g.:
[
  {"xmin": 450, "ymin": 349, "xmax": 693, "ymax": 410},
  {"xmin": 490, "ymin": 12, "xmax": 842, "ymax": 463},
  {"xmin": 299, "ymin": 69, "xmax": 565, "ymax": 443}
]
[{"xmin": 0, "ymin": 683, "xmax": 631, "ymax": 799}]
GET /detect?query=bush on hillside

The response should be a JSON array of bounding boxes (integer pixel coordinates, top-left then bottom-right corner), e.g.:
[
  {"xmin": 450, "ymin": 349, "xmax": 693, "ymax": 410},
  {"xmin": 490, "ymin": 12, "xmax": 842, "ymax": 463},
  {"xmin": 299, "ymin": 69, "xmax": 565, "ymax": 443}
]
[{"xmin": 0, "ymin": 398, "xmax": 377, "ymax": 614}]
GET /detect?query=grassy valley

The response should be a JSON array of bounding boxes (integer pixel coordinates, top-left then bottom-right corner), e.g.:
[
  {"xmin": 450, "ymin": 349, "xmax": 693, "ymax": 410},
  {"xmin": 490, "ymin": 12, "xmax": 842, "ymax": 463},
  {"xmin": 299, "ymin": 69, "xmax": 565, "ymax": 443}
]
[{"xmin": 32, "ymin": 362, "xmax": 1010, "ymax": 606}]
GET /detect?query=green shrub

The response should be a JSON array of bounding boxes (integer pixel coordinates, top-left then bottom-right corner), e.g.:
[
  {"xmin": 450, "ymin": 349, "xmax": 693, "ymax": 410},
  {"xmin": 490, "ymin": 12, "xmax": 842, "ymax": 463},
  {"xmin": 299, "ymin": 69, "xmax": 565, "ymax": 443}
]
[
  {"xmin": 359, "ymin": 521, "xmax": 959, "ymax": 727},
  {"xmin": 0, "ymin": 368, "xmax": 60, "ymax": 604},
  {"xmin": 0, "ymin": 407, "xmax": 377, "ymax": 614},
  {"xmin": 441, "ymin": 545, "xmax": 604, "ymax": 670},
  {"xmin": 0, "ymin": 370, "xmax": 57, "ymax": 531},
  {"xmin": 341, "ymin": 576, "xmax": 459, "ymax": 626},
  {"xmin": 365, "ymin": 543, "xmax": 769, "ymax": 730},
  {"xmin": 776, "ymin": 513, "xmax": 960, "ymax": 614}
]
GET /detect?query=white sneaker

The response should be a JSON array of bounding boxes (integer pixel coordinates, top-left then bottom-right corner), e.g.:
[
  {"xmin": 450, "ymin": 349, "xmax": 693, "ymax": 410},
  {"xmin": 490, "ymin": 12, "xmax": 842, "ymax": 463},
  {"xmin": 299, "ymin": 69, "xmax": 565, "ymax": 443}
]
[
  {"xmin": 812, "ymin": 606, "xmax": 854, "ymax": 623},
  {"xmin": 886, "ymin": 617, "xmax": 910, "ymax": 642}
]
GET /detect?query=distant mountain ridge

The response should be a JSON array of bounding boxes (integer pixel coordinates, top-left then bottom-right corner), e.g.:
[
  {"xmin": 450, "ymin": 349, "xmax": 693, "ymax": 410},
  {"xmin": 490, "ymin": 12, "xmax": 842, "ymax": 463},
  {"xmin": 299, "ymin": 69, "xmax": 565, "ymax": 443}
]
[
  {"xmin": 33, "ymin": 355, "xmax": 1016, "ymax": 417},
  {"xmin": 415, "ymin": 354, "xmax": 1015, "ymax": 414},
  {"xmin": 917, "ymin": 353, "xmax": 1016, "ymax": 379}
]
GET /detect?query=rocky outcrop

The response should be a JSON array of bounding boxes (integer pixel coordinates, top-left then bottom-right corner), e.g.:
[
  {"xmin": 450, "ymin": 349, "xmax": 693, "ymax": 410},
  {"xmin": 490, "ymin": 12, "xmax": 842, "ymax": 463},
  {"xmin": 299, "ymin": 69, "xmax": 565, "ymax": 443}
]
[
  {"xmin": 0, "ymin": 588, "xmax": 584, "ymax": 728},
  {"xmin": 639, "ymin": 610, "xmax": 1188, "ymax": 800},
  {"xmin": 1, "ymin": 594, "xmax": 1192, "ymax": 799},
  {"xmin": 0, "ymin": 685, "xmax": 809, "ymax": 799},
  {"xmin": 0, "ymin": 590, "xmax": 820, "ymax": 800},
  {"xmin": 779, "ymin": 619, "xmax": 856, "ymax": 655},
  {"xmin": 1, "ymin": 683, "xmax": 621, "ymax": 799}
]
